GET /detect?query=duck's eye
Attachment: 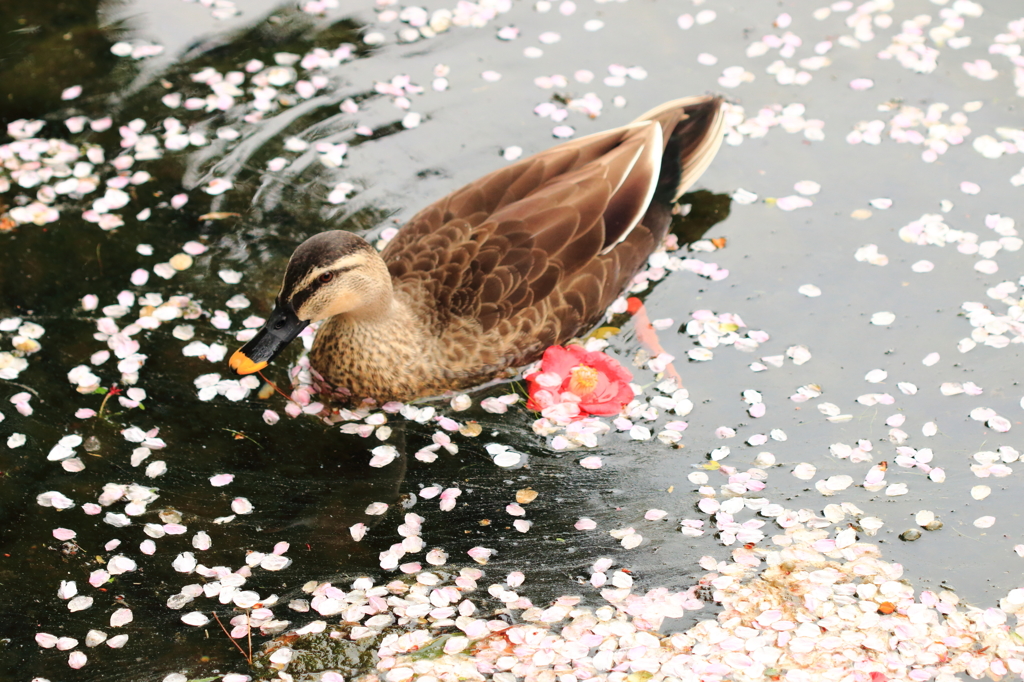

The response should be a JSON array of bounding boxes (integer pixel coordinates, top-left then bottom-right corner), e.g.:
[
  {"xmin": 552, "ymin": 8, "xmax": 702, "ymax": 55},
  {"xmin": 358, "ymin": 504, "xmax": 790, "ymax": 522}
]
[
  {"xmin": 273, "ymin": 319, "xmax": 286, "ymax": 330},
  {"xmin": 319, "ymin": 272, "xmax": 334, "ymax": 284}
]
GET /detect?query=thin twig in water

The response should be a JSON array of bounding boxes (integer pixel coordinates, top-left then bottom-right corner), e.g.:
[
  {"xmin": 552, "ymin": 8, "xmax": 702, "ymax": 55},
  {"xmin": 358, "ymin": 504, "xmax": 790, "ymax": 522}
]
[
  {"xmin": 258, "ymin": 370, "xmax": 295, "ymax": 403},
  {"xmin": 220, "ymin": 428, "xmax": 262, "ymax": 447},
  {"xmin": 3, "ymin": 381, "xmax": 41, "ymax": 398},
  {"xmin": 212, "ymin": 612, "xmax": 252, "ymax": 664}
]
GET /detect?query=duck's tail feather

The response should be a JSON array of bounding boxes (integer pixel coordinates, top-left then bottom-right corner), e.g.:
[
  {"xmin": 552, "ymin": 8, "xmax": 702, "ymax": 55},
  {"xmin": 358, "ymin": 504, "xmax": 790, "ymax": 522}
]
[{"xmin": 634, "ymin": 95, "xmax": 727, "ymax": 203}]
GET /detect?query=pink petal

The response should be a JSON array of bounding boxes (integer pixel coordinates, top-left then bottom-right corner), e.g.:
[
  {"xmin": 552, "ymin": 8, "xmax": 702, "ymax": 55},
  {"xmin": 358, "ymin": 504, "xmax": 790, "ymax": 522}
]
[
  {"xmin": 467, "ymin": 546, "xmax": 494, "ymax": 563},
  {"xmin": 776, "ymin": 195, "xmax": 813, "ymax": 211},
  {"xmin": 110, "ymin": 608, "xmax": 133, "ymax": 627}
]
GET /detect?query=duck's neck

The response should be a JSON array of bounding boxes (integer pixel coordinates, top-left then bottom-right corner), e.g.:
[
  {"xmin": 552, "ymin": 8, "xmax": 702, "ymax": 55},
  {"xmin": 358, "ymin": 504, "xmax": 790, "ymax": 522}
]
[
  {"xmin": 308, "ymin": 296, "xmax": 435, "ymax": 402},
  {"xmin": 338, "ymin": 289, "xmax": 395, "ymax": 324}
]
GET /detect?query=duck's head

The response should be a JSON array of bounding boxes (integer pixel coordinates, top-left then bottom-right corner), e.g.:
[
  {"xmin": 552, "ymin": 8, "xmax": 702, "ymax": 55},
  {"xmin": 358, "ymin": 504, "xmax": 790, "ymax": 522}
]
[{"xmin": 229, "ymin": 230, "xmax": 392, "ymax": 375}]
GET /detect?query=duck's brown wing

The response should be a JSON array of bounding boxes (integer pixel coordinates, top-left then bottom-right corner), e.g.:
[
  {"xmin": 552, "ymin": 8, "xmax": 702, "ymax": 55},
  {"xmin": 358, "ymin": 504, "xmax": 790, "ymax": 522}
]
[{"xmin": 382, "ymin": 96, "xmax": 725, "ymax": 360}]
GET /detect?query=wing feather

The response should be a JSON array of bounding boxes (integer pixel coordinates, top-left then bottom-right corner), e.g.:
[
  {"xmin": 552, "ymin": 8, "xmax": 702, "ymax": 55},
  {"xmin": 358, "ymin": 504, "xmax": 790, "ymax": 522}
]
[{"xmin": 382, "ymin": 97, "xmax": 724, "ymax": 368}]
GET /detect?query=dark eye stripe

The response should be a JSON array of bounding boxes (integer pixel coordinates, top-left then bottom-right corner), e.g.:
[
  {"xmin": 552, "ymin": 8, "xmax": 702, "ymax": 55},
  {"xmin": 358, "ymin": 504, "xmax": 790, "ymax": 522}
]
[{"xmin": 290, "ymin": 265, "xmax": 357, "ymax": 310}]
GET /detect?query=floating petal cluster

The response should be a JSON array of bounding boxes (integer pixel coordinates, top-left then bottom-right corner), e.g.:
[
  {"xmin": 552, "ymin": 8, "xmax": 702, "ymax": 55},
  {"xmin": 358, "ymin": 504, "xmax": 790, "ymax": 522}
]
[{"xmin": 180, "ymin": 521, "xmax": 1024, "ymax": 682}]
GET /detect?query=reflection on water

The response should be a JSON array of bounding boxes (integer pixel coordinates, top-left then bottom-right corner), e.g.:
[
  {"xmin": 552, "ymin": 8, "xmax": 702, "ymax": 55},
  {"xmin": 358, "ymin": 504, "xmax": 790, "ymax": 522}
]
[
  {"xmin": 4, "ymin": 0, "xmax": 1024, "ymax": 679},
  {"xmin": 0, "ymin": 0, "xmax": 126, "ymax": 126}
]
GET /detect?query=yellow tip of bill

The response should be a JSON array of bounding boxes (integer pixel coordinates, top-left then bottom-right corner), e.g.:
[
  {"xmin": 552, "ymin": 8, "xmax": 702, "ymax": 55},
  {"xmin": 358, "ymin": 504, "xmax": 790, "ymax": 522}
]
[{"xmin": 229, "ymin": 349, "xmax": 267, "ymax": 375}]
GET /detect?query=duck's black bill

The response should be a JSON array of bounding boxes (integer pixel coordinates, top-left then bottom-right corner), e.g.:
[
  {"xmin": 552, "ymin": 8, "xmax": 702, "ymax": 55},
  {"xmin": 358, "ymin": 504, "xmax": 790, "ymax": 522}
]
[{"xmin": 228, "ymin": 303, "xmax": 309, "ymax": 375}]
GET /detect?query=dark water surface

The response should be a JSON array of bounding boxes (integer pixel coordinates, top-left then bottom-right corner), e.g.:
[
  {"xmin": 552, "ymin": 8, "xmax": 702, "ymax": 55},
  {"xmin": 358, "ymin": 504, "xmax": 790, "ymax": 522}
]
[{"xmin": 2, "ymin": 0, "xmax": 1023, "ymax": 680}]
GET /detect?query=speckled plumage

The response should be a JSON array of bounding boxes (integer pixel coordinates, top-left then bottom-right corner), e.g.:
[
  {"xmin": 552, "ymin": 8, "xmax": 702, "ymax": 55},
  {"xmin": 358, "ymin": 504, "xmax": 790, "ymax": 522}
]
[{"xmin": 290, "ymin": 96, "xmax": 726, "ymax": 402}]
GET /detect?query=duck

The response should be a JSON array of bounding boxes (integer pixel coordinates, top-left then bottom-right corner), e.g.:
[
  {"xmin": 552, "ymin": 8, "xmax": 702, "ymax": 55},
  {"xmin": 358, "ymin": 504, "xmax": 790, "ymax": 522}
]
[{"xmin": 229, "ymin": 95, "xmax": 726, "ymax": 403}]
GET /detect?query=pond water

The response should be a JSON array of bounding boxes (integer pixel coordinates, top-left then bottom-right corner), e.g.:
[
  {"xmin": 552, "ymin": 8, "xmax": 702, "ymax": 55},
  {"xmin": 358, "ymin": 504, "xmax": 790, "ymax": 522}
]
[{"xmin": 2, "ymin": 0, "xmax": 1024, "ymax": 681}]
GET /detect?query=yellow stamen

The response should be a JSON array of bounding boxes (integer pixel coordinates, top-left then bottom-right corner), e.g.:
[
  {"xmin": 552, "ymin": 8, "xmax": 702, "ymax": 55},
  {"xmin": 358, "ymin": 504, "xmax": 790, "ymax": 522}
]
[{"xmin": 568, "ymin": 365, "xmax": 599, "ymax": 397}]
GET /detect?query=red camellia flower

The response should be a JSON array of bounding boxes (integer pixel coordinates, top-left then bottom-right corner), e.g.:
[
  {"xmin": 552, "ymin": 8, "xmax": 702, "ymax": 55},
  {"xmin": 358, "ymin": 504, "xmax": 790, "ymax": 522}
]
[{"xmin": 524, "ymin": 345, "xmax": 634, "ymax": 419}]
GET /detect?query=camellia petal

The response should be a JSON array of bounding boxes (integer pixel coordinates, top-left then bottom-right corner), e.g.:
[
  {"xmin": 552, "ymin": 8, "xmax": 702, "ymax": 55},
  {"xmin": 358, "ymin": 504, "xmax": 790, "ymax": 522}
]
[{"xmin": 524, "ymin": 345, "xmax": 633, "ymax": 419}]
